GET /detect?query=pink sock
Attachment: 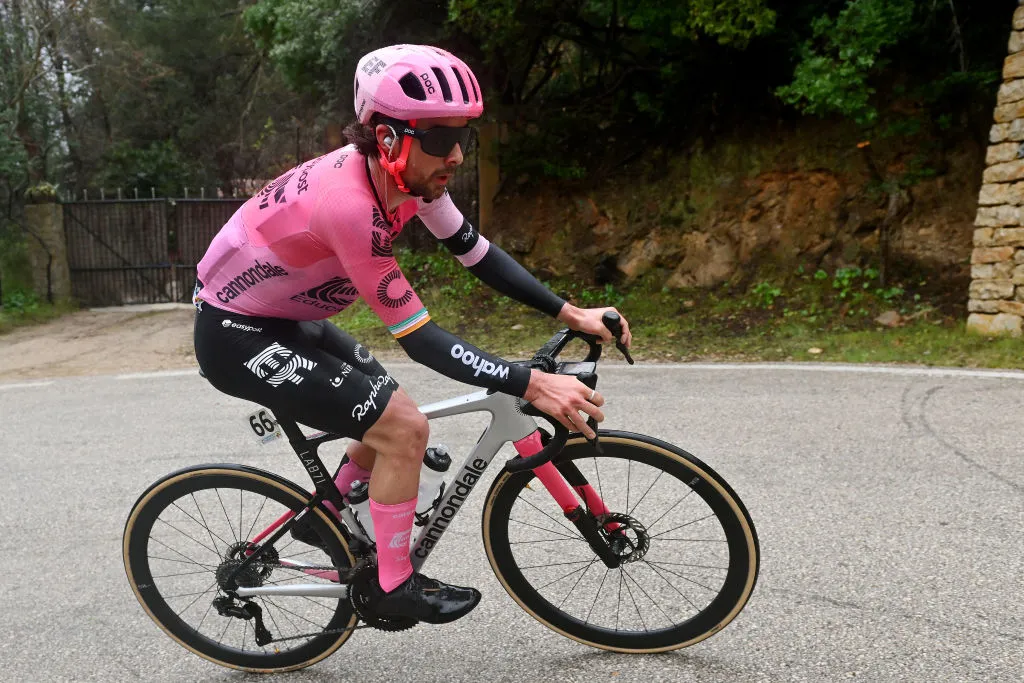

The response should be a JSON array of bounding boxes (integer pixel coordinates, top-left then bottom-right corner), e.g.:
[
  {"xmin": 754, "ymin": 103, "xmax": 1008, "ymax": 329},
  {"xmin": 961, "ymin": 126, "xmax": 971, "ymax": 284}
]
[
  {"xmin": 322, "ymin": 457, "xmax": 373, "ymax": 518},
  {"xmin": 370, "ymin": 498, "xmax": 416, "ymax": 592},
  {"xmin": 335, "ymin": 457, "xmax": 372, "ymax": 499}
]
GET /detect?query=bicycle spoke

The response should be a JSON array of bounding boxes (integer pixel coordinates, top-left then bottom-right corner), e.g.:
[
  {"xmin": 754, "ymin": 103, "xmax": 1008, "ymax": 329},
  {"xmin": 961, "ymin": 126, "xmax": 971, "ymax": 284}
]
[
  {"xmin": 297, "ymin": 595, "xmax": 338, "ymax": 612},
  {"xmin": 584, "ymin": 568, "xmax": 610, "ymax": 625},
  {"xmin": 195, "ymin": 599, "xmax": 215, "ymax": 634},
  {"xmin": 146, "ymin": 554, "xmax": 218, "ymax": 570},
  {"xmin": 190, "ymin": 493, "xmax": 225, "ymax": 557},
  {"xmin": 259, "ymin": 596, "xmax": 287, "ymax": 640},
  {"xmin": 266, "ymin": 596, "xmax": 303, "ymax": 637},
  {"xmin": 519, "ymin": 558, "xmax": 595, "ymax": 571},
  {"xmin": 628, "ymin": 469, "xmax": 664, "ymax": 517},
  {"xmin": 641, "ymin": 561, "xmax": 702, "ymax": 613},
  {"xmin": 150, "ymin": 568, "xmax": 219, "ymax": 580},
  {"xmin": 264, "ymin": 597, "xmax": 330, "ymax": 630},
  {"xmin": 536, "ymin": 561, "xmax": 593, "ymax": 592},
  {"xmin": 150, "ymin": 535, "xmax": 217, "ymax": 568},
  {"xmin": 557, "ymin": 558, "xmax": 598, "ymax": 609},
  {"xmin": 245, "ymin": 495, "xmax": 271, "ymax": 545},
  {"xmin": 644, "ymin": 489, "xmax": 698, "ymax": 534},
  {"xmin": 215, "ymin": 488, "xmax": 240, "ymax": 546},
  {"xmin": 645, "ymin": 560, "xmax": 729, "ymax": 571},
  {"xmin": 619, "ymin": 566, "xmax": 648, "ymax": 631},
  {"xmin": 155, "ymin": 517, "xmax": 220, "ymax": 558},
  {"xmin": 509, "ymin": 517, "xmax": 581, "ymax": 540},
  {"xmin": 216, "ymin": 611, "xmax": 233, "ymax": 646},
  {"xmin": 615, "ymin": 572, "xmax": 623, "ymax": 631},
  {"xmin": 173, "ymin": 499, "xmax": 233, "ymax": 552},
  {"xmin": 509, "ymin": 537, "xmax": 587, "ymax": 545},
  {"xmin": 657, "ymin": 537, "xmax": 727, "ymax": 543},
  {"xmin": 649, "ymin": 512, "xmax": 718, "ymax": 539},
  {"xmin": 592, "ymin": 455, "xmax": 605, "ymax": 511},
  {"xmin": 642, "ymin": 559, "xmax": 720, "ymax": 593},
  {"xmin": 173, "ymin": 580, "xmax": 219, "ymax": 618},
  {"xmin": 625, "ymin": 459, "xmax": 631, "ymax": 517},
  {"xmin": 517, "ymin": 494, "xmax": 579, "ymax": 537},
  {"xmin": 622, "ymin": 565, "xmax": 674, "ymax": 626},
  {"xmin": 239, "ymin": 489, "xmax": 244, "ymax": 546}
]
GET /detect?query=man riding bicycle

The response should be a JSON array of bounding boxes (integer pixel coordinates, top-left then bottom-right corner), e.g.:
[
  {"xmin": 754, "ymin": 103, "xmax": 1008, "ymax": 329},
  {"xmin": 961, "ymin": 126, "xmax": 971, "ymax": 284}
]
[{"xmin": 193, "ymin": 44, "xmax": 632, "ymax": 626}]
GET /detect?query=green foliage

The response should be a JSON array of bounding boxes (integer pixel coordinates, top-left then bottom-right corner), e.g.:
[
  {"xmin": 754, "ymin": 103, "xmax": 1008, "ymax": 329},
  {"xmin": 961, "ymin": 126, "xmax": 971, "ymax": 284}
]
[
  {"xmin": 244, "ymin": 0, "xmax": 363, "ymax": 97},
  {"xmin": 776, "ymin": 0, "xmax": 915, "ymax": 126},
  {"xmin": 1, "ymin": 288, "xmax": 40, "ymax": 314},
  {"xmin": 397, "ymin": 246, "xmax": 481, "ymax": 299},
  {"xmin": 95, "ymin": 141, "xmax": 203, "ymax": 198},
  {"xmin": 0, "ymin": 109, "xmax": 27, "ymax": 190},
  {"xmin": 577, "ymin": 283, "xmax": 625, "ymax": 309},
  {"xmin": 24, "ymin": 182, "xmax": 59, "ymax": 203},
  {"xmin": 687, "ymin": 0, "xmax": 777, "ymax": 47},
  {"xmin": 751, "ymin": 281, "xmax": 782, "ymax": 308}
]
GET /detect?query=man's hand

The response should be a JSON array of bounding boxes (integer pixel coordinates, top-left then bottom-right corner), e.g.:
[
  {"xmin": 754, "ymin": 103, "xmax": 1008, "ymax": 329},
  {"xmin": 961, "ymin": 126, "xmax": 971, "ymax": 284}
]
[
  {"xmin": 523, "ymin": 370, "xmax": 604, "ymax": 439},
  {"xmin": 557, "ymin": 304, "xmax": 632, "ymax": 348}
]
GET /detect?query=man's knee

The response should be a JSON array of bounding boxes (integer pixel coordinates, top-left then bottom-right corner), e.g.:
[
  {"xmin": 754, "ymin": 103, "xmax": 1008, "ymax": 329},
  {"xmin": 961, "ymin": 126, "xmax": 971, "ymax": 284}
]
[{"xmin": 364, "ymin": 391, "xmax": 428, "ymax": 459}]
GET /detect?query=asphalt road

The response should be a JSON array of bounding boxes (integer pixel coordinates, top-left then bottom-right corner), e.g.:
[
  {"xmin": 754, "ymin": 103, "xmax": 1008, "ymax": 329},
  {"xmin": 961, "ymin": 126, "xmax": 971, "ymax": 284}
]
[{"xmin": 1, "ymin": 362, "xmax": 1022, "ymax": 682}]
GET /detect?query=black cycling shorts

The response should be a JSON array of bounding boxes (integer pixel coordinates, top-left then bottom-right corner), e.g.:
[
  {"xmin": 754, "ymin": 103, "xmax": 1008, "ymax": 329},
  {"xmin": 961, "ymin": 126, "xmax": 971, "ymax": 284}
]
[{"xmin": 194, "ymin": 301, "xmax": 398, "ymax": 441}]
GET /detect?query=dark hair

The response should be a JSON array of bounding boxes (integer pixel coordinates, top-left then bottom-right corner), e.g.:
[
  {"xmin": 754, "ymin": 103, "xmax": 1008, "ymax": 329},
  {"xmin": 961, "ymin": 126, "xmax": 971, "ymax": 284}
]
[{"xmin": 341, "ymin": 113, "xmax": 393, "ymax": 157}]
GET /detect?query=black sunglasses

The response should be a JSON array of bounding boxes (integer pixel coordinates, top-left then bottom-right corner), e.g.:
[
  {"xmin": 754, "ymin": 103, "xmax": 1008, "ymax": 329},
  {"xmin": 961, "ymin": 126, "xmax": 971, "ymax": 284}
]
[{"xmin": 380, "ymin": 116, "xmax": 474, "ymax": 157}]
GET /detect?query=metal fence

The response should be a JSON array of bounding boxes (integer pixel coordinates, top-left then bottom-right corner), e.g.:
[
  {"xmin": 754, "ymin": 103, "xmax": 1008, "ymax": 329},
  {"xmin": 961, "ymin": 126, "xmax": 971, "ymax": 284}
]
[
  {"xmin": 62, "ymin": 138, "xmax": 480, "ymax": 307},
  {"xmin": 63, "ymin": 199, "xmax": 243, "ymax": 306}
]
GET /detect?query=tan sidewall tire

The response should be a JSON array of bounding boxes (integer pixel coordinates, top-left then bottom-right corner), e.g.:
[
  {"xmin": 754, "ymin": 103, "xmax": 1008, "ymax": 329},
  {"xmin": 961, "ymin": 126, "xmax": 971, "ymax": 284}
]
[{"xmin": 123, "ymin": 467, "xmax": 357, "ymax": 673}]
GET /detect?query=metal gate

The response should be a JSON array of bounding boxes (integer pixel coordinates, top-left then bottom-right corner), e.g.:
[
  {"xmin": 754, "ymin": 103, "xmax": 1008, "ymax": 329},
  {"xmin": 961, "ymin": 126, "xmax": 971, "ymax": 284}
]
[{"xmin": 63, "ymin": 199, "xmax": 244, "ymax": 306}]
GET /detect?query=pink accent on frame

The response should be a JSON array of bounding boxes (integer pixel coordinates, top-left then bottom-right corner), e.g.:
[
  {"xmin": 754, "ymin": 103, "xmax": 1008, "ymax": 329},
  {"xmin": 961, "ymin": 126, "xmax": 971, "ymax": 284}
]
[{"xmin": 512, "ymin": 431, "xmax": 580, "ymax": 513}]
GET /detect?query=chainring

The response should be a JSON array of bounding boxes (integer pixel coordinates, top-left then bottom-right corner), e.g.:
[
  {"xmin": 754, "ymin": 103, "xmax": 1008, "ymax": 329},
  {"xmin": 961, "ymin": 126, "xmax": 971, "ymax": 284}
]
[{"xmin": 348, "ymin": 564, "xmax": 418, "ymax": 633}]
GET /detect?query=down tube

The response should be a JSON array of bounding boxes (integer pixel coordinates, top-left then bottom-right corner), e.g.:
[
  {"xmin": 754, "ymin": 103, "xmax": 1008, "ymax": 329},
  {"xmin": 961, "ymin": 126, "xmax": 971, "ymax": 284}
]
[
  {"xmin": 409, "ymin": 390, "xmax": 536, "ymax": 571},
  {"xmin": 408, "ymin": 425, "xmax": 506, "ymax": 571}
]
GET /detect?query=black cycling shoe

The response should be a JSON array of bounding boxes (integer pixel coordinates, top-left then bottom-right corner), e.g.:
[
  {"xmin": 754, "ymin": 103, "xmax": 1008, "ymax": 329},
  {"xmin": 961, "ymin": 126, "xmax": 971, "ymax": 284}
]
[{"xmin": 369, "ymin": 572, "xmax": 481, "ymax": 624}]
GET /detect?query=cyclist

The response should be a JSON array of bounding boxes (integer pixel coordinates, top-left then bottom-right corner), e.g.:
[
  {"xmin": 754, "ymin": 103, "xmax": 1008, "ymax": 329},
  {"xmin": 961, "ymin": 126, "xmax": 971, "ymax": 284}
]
[{"xmin": 192, "ymin": 44, "xmax": 632, "ymax": 626}]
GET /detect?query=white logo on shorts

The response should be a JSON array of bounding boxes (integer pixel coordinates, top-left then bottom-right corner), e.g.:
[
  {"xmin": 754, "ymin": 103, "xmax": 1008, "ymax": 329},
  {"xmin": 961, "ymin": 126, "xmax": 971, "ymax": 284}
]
[
  {"xmin": 330, "ymin": 363, "xmax": 354, "ymax": 388},
  {"xmin": 354, "ymin": 343, "xmax": 374, "ymax": 364},
  {"xmin": 351, "ymin": 374, "xmax": 395, "ymax": 422},
  {"xmin": 244, "ymin": 343, "xmax": 317, "ymax": 387}
]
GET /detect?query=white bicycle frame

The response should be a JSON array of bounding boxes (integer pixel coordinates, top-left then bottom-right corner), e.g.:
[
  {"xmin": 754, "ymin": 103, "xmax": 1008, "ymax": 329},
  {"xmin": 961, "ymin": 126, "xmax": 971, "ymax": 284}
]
[{"xmin": 235, "ymin": 388, "xmax": 540, "ymax": 599}]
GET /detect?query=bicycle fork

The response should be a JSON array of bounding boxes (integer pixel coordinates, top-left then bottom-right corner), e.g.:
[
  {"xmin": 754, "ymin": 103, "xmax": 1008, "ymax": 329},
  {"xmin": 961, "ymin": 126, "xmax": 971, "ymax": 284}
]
[{"xmin": 513, "ymin": 431, "xmax": 623, "ymax": 569}]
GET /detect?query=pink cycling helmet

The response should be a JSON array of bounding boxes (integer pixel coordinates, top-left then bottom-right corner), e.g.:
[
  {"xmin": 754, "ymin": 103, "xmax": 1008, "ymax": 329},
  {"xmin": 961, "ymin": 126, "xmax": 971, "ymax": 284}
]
[{"xmin": 354, "ymin": 44, "xmax": 484, "ymax": 125}]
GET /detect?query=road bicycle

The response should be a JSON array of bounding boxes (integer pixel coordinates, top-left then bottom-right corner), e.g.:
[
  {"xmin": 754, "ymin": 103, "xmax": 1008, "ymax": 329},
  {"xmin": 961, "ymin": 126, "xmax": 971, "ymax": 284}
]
[{"xmin": 123, "ymin": 313, "xmax": 760, "ymax": 672}]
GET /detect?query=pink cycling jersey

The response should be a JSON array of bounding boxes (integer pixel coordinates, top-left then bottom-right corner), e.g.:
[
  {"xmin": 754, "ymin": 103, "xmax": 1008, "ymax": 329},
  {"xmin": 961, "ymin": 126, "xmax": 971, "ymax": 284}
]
[{"xmin": 196, "ymin": 144, "xmax": 489, "ymax": 338}]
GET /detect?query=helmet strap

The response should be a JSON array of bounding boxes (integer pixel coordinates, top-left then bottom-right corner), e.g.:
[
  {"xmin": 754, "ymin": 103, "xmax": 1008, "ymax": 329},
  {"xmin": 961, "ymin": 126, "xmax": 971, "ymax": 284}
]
[{"xmin": 377, "ymin": 118, "xmax": 416, "ymax": 194}]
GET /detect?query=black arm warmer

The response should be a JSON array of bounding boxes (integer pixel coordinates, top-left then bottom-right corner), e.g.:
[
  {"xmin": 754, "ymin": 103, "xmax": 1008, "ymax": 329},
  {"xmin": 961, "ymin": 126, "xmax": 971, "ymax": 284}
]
[
  {"xmin": 436, "ymin": 217, "xmax": 566, "ymax": 318},
  {"xmin": 396, "ymin": 320, "xmax": 532, "ymax": 397},
  {"xmin": 468, "ymin": 242, "xmax": 566, "ymax": 317}
]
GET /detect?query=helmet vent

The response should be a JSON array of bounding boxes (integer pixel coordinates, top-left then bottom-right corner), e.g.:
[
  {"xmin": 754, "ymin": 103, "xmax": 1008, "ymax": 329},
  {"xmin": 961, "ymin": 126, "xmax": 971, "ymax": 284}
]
[
  {"xmin": 431, "ymin": 67, "xmax": 453, "ymax": 103},
  {"xmin": 451, "ymin": 68, "xmax": 470, "ymax": 105},
  {"xmin": 468, "ymin": 72, "xmax": 479, "ymax": 102},
  {"xmin": 399, "ymin": 72, "xmax": 428, "ymax": 101}
]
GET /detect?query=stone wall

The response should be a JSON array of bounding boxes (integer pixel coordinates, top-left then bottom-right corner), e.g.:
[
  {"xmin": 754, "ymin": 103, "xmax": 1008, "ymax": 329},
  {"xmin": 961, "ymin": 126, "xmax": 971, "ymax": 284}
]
[
  {"xmin": 969, "ymin": 1, "xmax": 1024, "ymax": 337},
  {"xmin": 23, "ymin": 200, "xmax": 72, "ymax": 303}
]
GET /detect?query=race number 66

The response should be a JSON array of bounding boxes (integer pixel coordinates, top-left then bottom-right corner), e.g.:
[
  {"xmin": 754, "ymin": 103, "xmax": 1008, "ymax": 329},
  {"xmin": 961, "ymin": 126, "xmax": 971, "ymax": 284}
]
[{"xmin": 249, "ymin": 410, "xmax": 276, "ymax": 437}]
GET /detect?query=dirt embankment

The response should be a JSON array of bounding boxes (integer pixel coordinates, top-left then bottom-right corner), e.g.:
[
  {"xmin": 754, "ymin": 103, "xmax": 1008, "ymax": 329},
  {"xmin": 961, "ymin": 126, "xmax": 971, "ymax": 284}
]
[{"xmin": 0, "ymin": 305, "xmax": 198, "ymax": 381}]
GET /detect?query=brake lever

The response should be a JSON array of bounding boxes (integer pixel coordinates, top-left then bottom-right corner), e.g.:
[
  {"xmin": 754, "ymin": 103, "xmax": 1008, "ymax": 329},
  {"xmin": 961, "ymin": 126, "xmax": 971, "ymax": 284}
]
[
  {"xmin": 585, "ymin": 416, "xmax": 602, "ymax": 453},
  {"xmin": 602, "ymin": 312, "xmax": 634, "ymax": 364},
  {"xmin": 577, "ymin": 371, "xmax": 602, "ymax": 453}
]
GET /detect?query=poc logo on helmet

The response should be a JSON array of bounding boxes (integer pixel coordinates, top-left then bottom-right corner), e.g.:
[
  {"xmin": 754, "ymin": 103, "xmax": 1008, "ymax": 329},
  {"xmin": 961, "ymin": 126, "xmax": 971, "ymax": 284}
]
[
  {"xmin": 450, "ymin": 344, "xmax": 510, "ymax": 380},
  {"xmin": 419, "ymin": 72, "xmax": 436, "ymax": 95}
]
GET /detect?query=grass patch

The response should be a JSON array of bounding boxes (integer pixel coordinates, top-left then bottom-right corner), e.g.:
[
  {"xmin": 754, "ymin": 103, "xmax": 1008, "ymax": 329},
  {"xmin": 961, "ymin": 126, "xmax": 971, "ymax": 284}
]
[
  {"xmin": 0, "ymin": 290, "xmax": 78, "ymax": 335},
  {"xmin": 327, "ymin": 247, "xmax": 1024, "ymax": 369}
]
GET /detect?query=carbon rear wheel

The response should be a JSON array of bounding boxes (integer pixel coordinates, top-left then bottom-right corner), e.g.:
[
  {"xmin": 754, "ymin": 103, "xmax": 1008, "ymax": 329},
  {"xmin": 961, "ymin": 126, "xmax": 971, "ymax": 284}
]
[
  {"xmin": 482, "ymin": 432, "xmax": 759, "ymax": 653},
  {"xmin": 123, "ymin": 465, "xmax": 357, "ymax": 672}
]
